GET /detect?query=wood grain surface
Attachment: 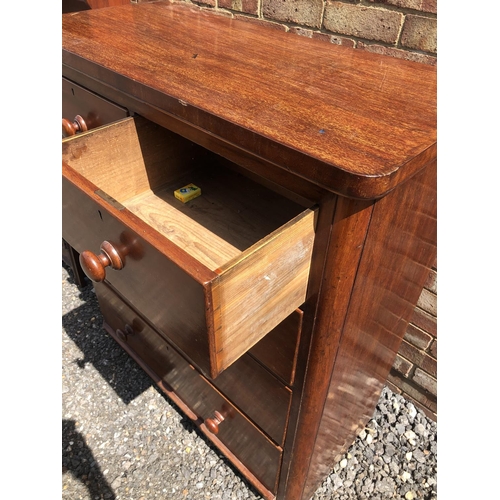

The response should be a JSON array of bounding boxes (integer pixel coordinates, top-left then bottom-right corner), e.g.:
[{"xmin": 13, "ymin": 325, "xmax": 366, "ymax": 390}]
[
  {"xmin": 211, "ymin": 209, "xmax": 316, "ymax": 374},
  {"xmin": 63, "ymin": 116, "xmax": 309, "ymax": 271},
  {"xmin": 283, "ymin": 195, "xmax": 374, "ymax": 500},
  {"xmin": 62, "ymin": 0, "xmax": 436, "ymax": 199},
  {"xmin": 300, "ymin": 160, "xmax": 437, "ymax": 499},
  {"xmin": 249, "ymin": 309, "xmax": 303, "ymax": 386},
  {"xmin": 62, "ymin": 3, "xmax": 438, "ymax": 498}
]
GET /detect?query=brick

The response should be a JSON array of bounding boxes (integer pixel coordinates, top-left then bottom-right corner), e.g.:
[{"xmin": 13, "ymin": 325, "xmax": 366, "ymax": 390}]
[
  {"xmin": 392, "ymin": 354, "xmax": 412, "ymax": 377},
  {"xmin": 398, "ymin": 339, "xmax": 424, "ymax": 366},
  {"xmin": 411, "ymin": 306, "xmax": 437, "ymax": 337},
  {"xmin": 367, "ymin": 0, "xmax": 437, "ymax": 14},
  {"xmin": 421, "ymin": 0, "xmax": 437, "ymax": 13},
  {"xmin": 191, "ymin": 0, "xmax": 216, "ymax": 7},
  {"xmin": 357, "ymin": 42, "xmax": 436, "ymax": 65},
  {"xmin": 262, "ymin": 0, "xmax": 325, "ymax": 29},
  {"xmin": 420, "ymin": 353, "xmax": 436, "ymax": 378},
  {"xmin": 328, "ymin": 35, "xmax": 356, "ymax": 47},
  {"xmin": 398, "ymin": 340, "xmax": 436, "ymax": 377},
  {"xmin": 218, "ymin": 0, "xmax": 258, "ymax": 15},
  {"xmin": 388, "ymin": 371, "xmax": 436, "ymax": 407},
  {"xmin": 290, "ymin": 26, "xmax": 313, "ymax": 38},
  {"xmin": 311, "ymin": 31, "xmax": 333, "ymax": 43},
  {"xmin": 307, "ymin": 31, "xmax": 357, "ymax": 47},
  {"xmin": 429, "ymin": 339, "xmax": 437, "ymax": 358},
  {"xmin": 323, "ymin": 2, "xmax": 403, "ymax": 44},
  {"xmin": 386, "ymin": 376, "xmax": 438, "ymax": 421},
  {"xmin": 412, "ymin": 368, "xmax": 437, "ymax": 396},
  {"xmin": 401, "ymin": 14, "xmax": 437, "ymax": 53},
  {"xmin": 385, "ymin": 379, "xmax": 403, "ymax": 395},
  {"xmin": 417, "ymin": 287, "xmax": 437, "ymax": 317},
  {"xmin": 387, "ymin": 371, "xmax": 437, "ymax": 414},
  {"xmin": 404, "ymin": 323, "xmax": 432, "ymax": 350},
  {"xmin": 424, "ymin": 268, "xmax": 437, "ymax": 293}
]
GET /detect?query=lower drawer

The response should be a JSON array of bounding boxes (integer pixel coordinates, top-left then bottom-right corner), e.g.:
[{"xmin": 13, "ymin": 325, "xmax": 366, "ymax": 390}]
[{"xmin": 94, "ymin": 282, "xmax": 282, "ymax": 493}]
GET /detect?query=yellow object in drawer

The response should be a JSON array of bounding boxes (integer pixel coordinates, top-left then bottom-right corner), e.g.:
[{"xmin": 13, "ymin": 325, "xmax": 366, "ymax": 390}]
[{"xmin": 174, "ymin": 183, "xmax": 201, "ymax": 203}]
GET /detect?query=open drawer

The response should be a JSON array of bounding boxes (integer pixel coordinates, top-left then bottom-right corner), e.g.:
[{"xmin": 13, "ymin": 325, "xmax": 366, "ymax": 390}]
[{"xmin": 62, "ymin": 116, "xmax": 316, "ymax": 378}]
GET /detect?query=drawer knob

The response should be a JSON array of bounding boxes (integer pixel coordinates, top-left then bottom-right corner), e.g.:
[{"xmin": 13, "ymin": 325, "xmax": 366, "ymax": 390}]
[
  {"xmin": 116, "ymin": 328, "xmax": 127, "ymax": 342},
  {"xmin": 205, "ymin": 410, "xmax": 225, "ymax": 435},
  {"xmin": 79, "ymin": 240, "xmax": 125, "ymax": 282},
  {"xmin": 116, "ymin": 324, "xmax": 135, "ymax": 342},
  {"xmin": 62, "ymin": 114, "xmax": 88, "ymax": 137}
]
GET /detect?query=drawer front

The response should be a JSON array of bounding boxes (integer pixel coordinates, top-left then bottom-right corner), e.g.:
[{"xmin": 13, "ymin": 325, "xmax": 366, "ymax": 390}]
[
  {"xmin": 62, "ymin": 174, "xmax": 213, "ymax": 377},
  {"xmin": 95, "ymin": 281, "xmax": 291, "ymax": 446},
  {"xmin": 208, "ymin": 350, "xmax": 291, "ymax": 446},
  {"xmin": 95, "ymin": 282, "xmax": 282, "ymax": 493},
  {"xmin": 62, "ymin": 77, "xmax": 128, "ymax": 134}
]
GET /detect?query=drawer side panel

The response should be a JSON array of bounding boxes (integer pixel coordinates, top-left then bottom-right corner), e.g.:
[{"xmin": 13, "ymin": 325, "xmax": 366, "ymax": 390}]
[
  {"xmin": 211, "ymin": 209, "xmax": 316, "ymax": 376},
  {"xmin": 62, "ymin": 116, "xmax": 205, "ymax": 202}
]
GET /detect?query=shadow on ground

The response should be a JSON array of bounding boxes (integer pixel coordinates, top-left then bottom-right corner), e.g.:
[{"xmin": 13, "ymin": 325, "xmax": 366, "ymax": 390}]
[
  {"xmin": 62, "ymin": 263, "xmax": 152, "ymax": 404},
  {"xmin": 62, "ymin": 263, "xmax": 263, "ymax": 499},
  {"xmin": 62, "ymin": 419, "xmax": 116, "ymax": 500}
]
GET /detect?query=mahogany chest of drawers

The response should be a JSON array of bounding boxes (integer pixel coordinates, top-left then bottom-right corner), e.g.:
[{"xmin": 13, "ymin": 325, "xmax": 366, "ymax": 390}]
[{"xmin": 62, "ymin": 3, "xmax": 436, "ymax": 499}]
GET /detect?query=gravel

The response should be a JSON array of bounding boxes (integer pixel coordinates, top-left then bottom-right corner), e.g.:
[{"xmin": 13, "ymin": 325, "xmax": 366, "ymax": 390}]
[{"xmin": 62, "ymin": 264, "xmax": 437, "ymax": 499}]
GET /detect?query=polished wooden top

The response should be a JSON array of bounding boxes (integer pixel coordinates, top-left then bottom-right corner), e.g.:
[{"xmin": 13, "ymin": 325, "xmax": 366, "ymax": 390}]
[{"xmin": 62, "ymin": 0, "xmax": 436, "ymax": 199}]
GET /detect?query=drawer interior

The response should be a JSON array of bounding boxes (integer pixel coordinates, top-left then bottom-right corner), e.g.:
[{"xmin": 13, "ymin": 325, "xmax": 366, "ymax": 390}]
[{"xmin": 62, "ymin": 116, "xmax": 308, "ymax": 271}]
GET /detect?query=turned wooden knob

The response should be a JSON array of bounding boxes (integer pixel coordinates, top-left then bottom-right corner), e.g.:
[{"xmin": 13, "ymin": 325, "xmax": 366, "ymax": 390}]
[
  {"xmin": 116, "ymin": 328, "xmax": 127, "ymax": 342},
  {"xmin": 116, "ymin": 324, "xmax": 134, "ymax": 342},
  {"xmin": 62, "ymin": 114, "xmax": 88, "ymax": 137},
  {"xmin": 79, "ymin": 240, "xmax": 125, "ymax": 282},
  {"xmin": 205, "ymin": 410, "xmax": 225, "ymax": 435}
]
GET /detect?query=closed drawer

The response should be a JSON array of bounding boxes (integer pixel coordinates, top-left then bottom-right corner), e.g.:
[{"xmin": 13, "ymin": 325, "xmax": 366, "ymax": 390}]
[
  {"xmin": 62, "ymin": 79, "xmax": 128, "ymax": 283},
  {"xmin": 95, "ymin": 282, "xmax": 282, "ymax": 493},
  {"xmin": 62, "ymin": 77, "xmax": 128, "ymax": 136},
  {"xmin": 62, "ymin": 115, "xmax": 316, "ymax": 378}
]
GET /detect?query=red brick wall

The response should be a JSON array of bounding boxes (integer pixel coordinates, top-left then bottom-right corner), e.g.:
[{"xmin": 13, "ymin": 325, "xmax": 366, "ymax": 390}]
[
  {"xmin": 181, "ymin": 0, "xmax": 437, "ymax": 65},
  {"xmin": 136, "ymin": 0, "xmax": 439, "ymax": 419},
  {"xmin": 387, "ymin": 264, "xmax": 437, "ymax": 420}
]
